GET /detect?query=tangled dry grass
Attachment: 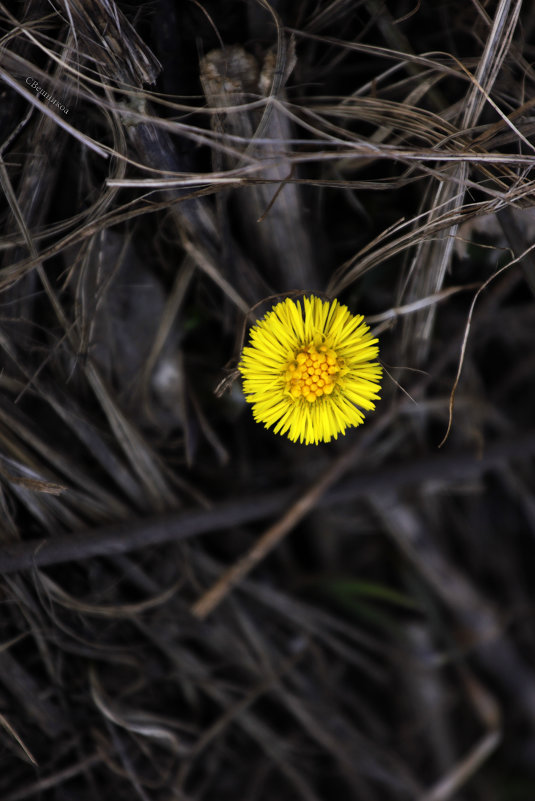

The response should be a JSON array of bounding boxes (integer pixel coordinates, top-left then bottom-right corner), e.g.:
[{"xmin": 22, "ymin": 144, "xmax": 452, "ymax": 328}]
[{"xmin": 2, "ymin": 1, "xmax": 535, "ymax": 799}]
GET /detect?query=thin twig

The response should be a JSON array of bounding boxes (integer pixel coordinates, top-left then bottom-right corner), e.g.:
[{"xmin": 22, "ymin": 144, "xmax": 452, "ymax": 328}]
[
  {"xmin": 191, "ymin": 438, "xmax": 364, "ymax": 619},
  {"xmin": 2, "ymin": 430, "xmax": 535, "ymax": 576},
  {"xmin": 190, "ymin": 427, "xmax": 535, "ymax": 618}
]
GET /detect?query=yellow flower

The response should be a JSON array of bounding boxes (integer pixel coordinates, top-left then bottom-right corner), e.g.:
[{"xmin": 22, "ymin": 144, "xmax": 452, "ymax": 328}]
[{"xmin": 238, "ymin": 295, "xmax": 382, "ymax": 445}]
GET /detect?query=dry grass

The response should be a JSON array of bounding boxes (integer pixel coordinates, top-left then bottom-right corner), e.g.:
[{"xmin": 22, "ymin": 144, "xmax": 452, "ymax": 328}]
[{"xmin": 1, "ymin": 1, "xmax": 535, "ymax": 799}]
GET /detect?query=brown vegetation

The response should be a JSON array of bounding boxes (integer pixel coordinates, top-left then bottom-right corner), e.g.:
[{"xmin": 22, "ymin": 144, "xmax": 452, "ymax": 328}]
[{"xmin": 1, "ymin": 1, "xmax": 535, "ymax": 799}]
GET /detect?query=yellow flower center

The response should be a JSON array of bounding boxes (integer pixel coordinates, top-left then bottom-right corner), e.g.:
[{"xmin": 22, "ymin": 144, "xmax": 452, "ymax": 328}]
[{"xmin": 284, "ymin": 343, "xmax": 343, "ymax": 403}]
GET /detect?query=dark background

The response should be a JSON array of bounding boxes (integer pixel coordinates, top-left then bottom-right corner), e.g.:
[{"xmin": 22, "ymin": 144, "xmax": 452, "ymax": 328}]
[{"xmin": 1, "ymin": 1, "xmax": 535, "ymax": 799}]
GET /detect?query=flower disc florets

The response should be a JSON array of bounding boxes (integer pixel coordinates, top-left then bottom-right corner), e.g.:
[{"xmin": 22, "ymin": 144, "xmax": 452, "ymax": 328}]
[{"xmin": 238, "ymin": 295, "xmax": 382, "ymax": 445}]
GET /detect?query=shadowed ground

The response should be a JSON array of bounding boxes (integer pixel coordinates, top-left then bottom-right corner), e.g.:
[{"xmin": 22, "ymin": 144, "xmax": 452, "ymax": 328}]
[{"xmin": 1, "ymin": 1, "xmax": 535, "ymax": 799}]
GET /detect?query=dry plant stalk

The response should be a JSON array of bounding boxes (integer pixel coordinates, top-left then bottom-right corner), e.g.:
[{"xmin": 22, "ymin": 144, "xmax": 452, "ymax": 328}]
[{"xmin": 1, "ymin": 1, "xmax": 535, "ymax": 800}]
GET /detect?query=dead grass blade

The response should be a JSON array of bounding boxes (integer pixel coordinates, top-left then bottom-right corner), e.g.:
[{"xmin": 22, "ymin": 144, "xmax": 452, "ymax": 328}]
[
  {"xmin": 2, "ymin": 3, "xmax": 535, "ymax": 798},
  {"xmin": 0, "ymin": 713, "xmax": 37, "ymax": 766},
  {"xmin": 439, "ymin": 240, "xmax": 535, "ymax": 447},
  {"xmin": 191, "ymin": 412, "xmax": 394, "ymax": 619}
]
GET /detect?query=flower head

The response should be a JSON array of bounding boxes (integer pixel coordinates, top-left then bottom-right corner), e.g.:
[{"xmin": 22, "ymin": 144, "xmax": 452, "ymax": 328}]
[{"xmin": 238, "ymin": 295, "xmax": 382, "ymax": 445}]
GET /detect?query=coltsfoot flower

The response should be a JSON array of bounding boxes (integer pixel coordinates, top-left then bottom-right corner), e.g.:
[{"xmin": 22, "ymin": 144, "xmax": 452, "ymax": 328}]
[{"xmin": 238, "ymin": 295, "xmax": 382, "ymax": 445}]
